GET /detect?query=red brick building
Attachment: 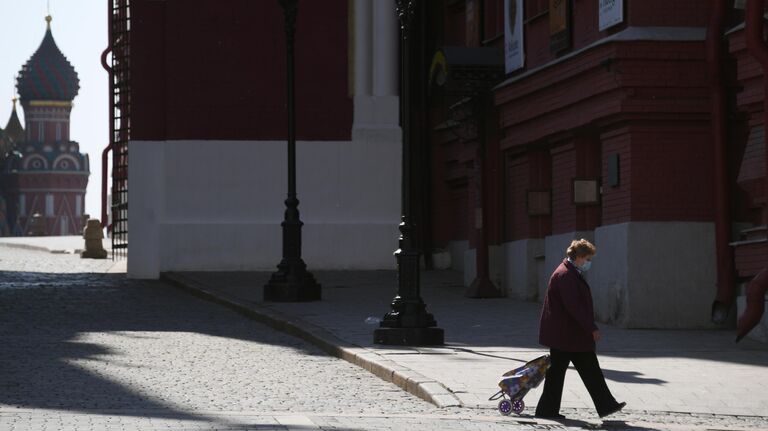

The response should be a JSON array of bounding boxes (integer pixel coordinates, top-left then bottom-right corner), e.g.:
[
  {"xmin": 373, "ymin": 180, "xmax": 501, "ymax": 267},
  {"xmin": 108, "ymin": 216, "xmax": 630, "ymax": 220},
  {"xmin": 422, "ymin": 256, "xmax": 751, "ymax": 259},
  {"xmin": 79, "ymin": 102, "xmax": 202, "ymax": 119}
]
[
  {"xmin": 424, "ymin": 0, "xmax": 766, "ymax": 333},
  {"xmin": 118, "ymin": 0, "xmax": 766, "ymax": 337},
  {"xmin": 124, "ymin": 1, "xmax": 403, "ymax": 277}
]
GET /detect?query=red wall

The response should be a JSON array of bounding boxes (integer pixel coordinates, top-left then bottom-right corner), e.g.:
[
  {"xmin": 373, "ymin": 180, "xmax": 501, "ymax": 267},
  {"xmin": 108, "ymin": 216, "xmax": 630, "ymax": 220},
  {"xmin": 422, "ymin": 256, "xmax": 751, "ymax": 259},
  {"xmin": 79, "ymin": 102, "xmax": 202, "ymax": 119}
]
[
  {"xmin": 627, "ymin": 0, "xmax": 711, "ymax": 27},
  {"xmin": 622, "ymin": 123, "xmax": 714, "ymax": 222},
  {"xmin": 131, "ymin": 0, "xmax": 352, "ymax": 141},
  {"xmin": 729, "ymin": 28, "xmax": 766, "ymax": 221},
  {"xmin": 504, "ymin": 148, "xmax": 552, "ymax": 241},
  {"xmin": 430, "ymin": 1, "xmax": 721, "ymax": 247}
]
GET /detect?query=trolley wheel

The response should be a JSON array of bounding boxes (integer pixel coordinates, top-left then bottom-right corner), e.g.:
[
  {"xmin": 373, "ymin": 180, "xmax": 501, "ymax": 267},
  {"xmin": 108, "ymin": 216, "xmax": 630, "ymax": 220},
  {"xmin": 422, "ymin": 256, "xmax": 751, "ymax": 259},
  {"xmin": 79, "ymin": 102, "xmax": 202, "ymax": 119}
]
[
  {"xmin": 497, "ymin": 399, "xmax": 513, "ymax": 416},
  {"xmin": 511, "ymin": 398, "xmax": 525, "ymax": 414}
]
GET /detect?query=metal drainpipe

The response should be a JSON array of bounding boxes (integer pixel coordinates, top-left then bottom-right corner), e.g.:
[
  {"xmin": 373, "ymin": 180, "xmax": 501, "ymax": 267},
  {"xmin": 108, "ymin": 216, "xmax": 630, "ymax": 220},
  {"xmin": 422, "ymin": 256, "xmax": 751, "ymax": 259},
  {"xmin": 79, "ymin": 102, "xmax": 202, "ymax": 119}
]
[
  {"xmin": 709, "ymin": 0, "xmax": 737, "ymax": 324},
  {"xmin": 737, "ymin": 0, "xmax": 768, "ymax": 341},
  {"xmin": 99, "ymin": 5, "xmax": 113, "ymax": 231}
]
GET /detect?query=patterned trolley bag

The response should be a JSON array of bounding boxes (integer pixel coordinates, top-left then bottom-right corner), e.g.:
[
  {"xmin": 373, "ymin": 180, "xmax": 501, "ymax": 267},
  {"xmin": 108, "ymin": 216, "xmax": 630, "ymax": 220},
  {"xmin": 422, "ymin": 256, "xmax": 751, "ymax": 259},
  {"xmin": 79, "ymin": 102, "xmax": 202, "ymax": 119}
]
[{"xmin": 488, "ymin": 354, "xmax": 551, "ymax": 415}]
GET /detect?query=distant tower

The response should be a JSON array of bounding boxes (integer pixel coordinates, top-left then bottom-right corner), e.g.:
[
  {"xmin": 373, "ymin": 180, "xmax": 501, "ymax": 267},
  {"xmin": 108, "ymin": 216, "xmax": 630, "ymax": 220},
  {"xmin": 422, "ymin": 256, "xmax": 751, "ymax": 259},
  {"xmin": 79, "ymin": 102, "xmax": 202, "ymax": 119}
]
[{"xmin": 0, "ymin": 15, "xmax": 89, "ymax": 236}]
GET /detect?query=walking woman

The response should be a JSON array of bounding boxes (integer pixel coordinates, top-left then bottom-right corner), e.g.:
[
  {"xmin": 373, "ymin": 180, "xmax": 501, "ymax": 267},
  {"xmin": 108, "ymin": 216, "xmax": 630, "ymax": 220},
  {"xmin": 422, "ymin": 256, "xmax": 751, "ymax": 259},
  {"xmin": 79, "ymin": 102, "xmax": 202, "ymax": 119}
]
[{"xmin": 535, "ymin": 239, "xmax": 625, "ymax": 419}]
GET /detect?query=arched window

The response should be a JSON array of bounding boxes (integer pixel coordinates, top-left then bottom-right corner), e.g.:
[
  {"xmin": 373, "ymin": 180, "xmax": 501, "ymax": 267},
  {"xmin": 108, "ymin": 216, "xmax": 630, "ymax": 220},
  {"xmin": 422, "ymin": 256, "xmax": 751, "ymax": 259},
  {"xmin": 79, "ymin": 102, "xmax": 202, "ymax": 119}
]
[
  {"xmin": 53, "ymin": 154, "xmax": 81, "ymax": 171},
  {"xmin": 23, "ymin": 155, "xmax": 49, "ymax": 170}
]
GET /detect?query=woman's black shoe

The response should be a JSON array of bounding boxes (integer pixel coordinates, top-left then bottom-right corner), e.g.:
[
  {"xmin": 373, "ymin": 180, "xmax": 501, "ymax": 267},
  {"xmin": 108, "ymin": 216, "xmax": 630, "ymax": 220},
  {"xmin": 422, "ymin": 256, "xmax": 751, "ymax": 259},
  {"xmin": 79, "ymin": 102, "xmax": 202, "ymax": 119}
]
[{"xmin": 599, "ymin": 402, "xmax": 626, "ymax": 418}]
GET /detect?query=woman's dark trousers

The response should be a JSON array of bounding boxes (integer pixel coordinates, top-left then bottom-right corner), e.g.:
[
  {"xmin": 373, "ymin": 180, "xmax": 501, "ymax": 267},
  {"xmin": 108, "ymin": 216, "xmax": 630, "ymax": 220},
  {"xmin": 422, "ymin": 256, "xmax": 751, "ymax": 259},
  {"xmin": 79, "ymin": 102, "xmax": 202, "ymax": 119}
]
[{"xmin": 535, "ymin": 348, "xmax": 619, "ymax": 416}]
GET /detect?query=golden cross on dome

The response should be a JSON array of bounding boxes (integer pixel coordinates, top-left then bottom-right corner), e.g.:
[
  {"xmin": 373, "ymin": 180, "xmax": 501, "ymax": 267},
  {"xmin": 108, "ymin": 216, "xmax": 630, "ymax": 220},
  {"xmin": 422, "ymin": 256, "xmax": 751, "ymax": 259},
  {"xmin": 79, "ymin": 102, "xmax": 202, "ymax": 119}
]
[
  {"xmin": 45, "ymin": 0, "xmax": 52, "ymax": 28},
  {"xmin": 11, "ymin": 76, "xmax": 17, "ymax": 108}
]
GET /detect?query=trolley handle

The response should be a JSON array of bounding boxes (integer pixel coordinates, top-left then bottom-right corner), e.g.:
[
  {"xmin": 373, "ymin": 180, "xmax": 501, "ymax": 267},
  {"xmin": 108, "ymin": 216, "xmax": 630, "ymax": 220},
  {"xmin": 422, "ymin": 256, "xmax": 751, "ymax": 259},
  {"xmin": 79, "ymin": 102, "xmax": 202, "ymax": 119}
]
[{"xmin": 488, "ymin": 390, "xmax": 506, "ymax": 401}]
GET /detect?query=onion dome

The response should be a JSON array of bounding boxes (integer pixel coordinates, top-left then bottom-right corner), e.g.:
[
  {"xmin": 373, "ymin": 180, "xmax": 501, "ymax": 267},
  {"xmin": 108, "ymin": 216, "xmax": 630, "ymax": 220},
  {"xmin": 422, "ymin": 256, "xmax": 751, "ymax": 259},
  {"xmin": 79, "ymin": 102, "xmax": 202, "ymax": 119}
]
[
  {"xmin": 16, "ymin": 16, "xmax": 79, "ymax": 102},
  {"xmin": 5, "ymin": 97, "xmax": 24, "ymax": 142},
  {"xmin": 4, "ymin": 98, "xmax": 24, "ymax": 144}
]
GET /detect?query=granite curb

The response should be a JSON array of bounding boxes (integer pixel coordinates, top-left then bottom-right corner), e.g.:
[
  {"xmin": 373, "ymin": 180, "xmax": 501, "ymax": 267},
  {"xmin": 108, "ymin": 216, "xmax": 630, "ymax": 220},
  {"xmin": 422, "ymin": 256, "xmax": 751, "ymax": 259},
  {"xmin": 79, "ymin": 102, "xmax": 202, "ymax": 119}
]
[
  {"xmin": 0, "ymin": 241, "xmax": 61, "ymax": 253},
  {"xmin": 161, "ymin": 272, "xmax": 463, "ymax": 409},
  {"xmin": 0, "ymin": 240, "xmax": 91, "ymax": 255}
]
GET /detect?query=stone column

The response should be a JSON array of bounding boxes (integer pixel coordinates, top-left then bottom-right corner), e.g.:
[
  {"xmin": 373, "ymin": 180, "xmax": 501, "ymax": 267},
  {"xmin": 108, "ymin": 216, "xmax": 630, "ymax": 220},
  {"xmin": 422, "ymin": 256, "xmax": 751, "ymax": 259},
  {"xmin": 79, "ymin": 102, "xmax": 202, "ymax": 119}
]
[{"xmin": 353, "ymin": 0, "xmax": 400, "ymax": 140}]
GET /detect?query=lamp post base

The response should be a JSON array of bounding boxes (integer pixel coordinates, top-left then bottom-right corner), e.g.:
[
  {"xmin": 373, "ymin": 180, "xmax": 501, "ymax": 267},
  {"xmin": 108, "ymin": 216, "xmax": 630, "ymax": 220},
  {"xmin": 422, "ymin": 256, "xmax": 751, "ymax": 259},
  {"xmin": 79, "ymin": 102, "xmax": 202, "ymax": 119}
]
[
  {"xmin": 374, "ymin": 326, "xmax": 444, "ymax": 346},
  {"xmin": 264, "ymin": 268, "xmax": 321, "ymax": 302},
  {"xmin": 465, "ymin": 276, "xmax": 505, "ymax": 298}
]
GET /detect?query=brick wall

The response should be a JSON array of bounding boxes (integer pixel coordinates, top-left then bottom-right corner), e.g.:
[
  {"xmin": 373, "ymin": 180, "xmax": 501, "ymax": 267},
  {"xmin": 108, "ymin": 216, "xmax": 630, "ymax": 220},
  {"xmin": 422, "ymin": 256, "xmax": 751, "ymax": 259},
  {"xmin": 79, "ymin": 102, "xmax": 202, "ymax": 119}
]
[
  {"xmin": 504, "ymin": 147, "xmax": 552, "ymax": 241},
  {"xmin": 551, "ymin": 143, "xmax": 577, "ymax": 234},
  {"xmin": 601, "ymin": 126, "xmax": 632, "ymax": 224},
  {"xmin": 628, "ymin": 0, "xmax": 712, "ymax": 28},
  {"xmin": 728, "ymin": 26, "xmax": 766, "ymax": 225},
  {"xmin": 430, "ymin": 114, "xmax": 471, "ymax": 247},
  {"xmin": 131, "ymin": 0, "xmax": 352, "ymax": 141},
  {"xmin": 505, "ymin": 153, "xmax": 530, "ymax": 241},
  {"xmin": 625, "ymin": 123, "xmax": 714, "ymax": 222}
]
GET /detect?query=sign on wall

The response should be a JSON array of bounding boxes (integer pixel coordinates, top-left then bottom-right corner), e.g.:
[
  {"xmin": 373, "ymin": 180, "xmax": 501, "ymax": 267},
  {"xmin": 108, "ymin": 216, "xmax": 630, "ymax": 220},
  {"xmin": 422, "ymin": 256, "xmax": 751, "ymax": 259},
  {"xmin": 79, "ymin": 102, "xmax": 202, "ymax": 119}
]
[
  {"xmin": 599, "ymin": 0, "xmax": 624, "ymax": 31},
  {"xmin": 504, "ymin": 0, "xmax": 524, "ymax": 73}
]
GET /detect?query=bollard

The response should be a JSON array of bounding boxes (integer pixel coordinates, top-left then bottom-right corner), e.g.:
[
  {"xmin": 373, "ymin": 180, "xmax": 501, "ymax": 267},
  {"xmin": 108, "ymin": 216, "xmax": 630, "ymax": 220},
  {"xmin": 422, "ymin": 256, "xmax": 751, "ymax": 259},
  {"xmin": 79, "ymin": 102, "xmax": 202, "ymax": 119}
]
[{"xmin": 81, "ymin": 219, "xmax": 108, "ymax": 259}]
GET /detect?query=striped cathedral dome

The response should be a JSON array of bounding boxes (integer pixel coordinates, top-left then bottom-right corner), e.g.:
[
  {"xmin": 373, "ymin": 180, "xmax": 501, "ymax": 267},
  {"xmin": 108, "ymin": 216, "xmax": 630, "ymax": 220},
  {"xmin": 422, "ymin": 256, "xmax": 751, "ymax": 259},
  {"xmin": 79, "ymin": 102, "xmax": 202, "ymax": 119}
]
[{"xmin": 16, "ymin": 16, "xmax": 79, "ymax": 102}]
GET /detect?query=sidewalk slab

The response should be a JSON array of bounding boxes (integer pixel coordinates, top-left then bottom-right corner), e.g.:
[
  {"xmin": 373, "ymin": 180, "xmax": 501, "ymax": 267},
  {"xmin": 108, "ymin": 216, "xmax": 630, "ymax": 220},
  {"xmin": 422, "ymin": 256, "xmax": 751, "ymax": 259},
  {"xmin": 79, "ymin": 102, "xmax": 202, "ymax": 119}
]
[{"xmin": 163, "ymin": 270, "xmax": 768, "ymax": 419}]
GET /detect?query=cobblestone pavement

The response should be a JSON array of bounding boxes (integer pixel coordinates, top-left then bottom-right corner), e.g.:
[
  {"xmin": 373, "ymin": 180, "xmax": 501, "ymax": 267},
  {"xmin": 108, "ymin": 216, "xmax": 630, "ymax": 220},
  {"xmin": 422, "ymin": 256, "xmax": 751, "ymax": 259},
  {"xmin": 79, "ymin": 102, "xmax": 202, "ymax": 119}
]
[{"xmin": 0, "ymin": 247, "xmax": 766, "ymax": 430}]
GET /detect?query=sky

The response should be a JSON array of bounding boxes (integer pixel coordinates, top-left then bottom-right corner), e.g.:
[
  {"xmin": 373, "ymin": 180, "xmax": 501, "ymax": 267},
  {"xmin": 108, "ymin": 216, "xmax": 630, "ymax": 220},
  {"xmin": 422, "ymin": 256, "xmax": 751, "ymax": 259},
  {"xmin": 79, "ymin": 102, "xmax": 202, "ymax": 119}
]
[{"xmin": 0, "ymin": 1, "xmax": 108, "ymax": 220}]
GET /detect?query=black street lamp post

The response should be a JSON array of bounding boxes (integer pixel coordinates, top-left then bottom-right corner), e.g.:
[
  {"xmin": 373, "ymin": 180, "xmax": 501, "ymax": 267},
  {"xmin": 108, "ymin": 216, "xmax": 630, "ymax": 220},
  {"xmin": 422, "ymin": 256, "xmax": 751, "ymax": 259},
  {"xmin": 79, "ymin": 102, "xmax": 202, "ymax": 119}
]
[
  {"xmin": 264, "ymin": 0, "xmax": 321, "ymax": 302},
  {"xmin": 374, "ymin": 0, "xmax": 444, "ymax": 346}
]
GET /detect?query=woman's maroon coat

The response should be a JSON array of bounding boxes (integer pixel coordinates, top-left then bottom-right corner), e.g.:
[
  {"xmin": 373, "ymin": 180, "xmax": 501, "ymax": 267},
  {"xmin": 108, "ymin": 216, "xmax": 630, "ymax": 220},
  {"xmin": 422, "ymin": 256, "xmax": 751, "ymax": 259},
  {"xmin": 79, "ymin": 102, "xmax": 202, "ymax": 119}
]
[{"xmin": 539, "ymin": 259, "xmax": 598, "ymax": 352}]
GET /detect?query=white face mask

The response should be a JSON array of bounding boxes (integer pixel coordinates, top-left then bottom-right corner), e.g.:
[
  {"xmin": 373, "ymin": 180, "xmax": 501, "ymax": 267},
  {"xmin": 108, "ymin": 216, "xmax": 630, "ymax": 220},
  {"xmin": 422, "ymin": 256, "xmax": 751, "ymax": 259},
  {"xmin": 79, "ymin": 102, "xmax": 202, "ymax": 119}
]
[{"xmin": 578, "ymin": 260, "xmax": 592, "ymax": 272}]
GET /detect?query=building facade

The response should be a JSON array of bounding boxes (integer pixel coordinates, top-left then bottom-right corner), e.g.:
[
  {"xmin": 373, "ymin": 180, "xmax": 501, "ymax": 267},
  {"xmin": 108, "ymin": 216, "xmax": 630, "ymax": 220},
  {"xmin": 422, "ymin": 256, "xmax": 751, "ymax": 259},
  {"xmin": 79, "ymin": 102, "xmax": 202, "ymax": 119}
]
[
  {"xmin": 0, "ymin": 16, "xmax": 90, "ymax": 237},
  {"xmin": 424, "ymin": 0, "xmax": 766, "ymax": 335},
  {"xmin": 120, "ymin": 0, "xmax": 766, "ymax": 337},
  {"xmin": 126, "ymin": 0, "xmax": 403, "ymax": 277}
]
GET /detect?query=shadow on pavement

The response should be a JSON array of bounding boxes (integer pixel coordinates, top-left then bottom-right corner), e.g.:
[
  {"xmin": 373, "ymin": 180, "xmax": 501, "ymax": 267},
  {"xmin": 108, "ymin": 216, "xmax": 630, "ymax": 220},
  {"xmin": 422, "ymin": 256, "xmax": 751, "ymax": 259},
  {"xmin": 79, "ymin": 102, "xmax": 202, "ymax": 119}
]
[
  {"xmin": 595, "ymin": 420, "xmax": 662, "ymax": 431},
  {"xmin": 0, "ymin": 270, "xmax": 330, "ymax": 422},
  {"xmin": 601, "ymin": 369, "xmax": 667, "ymax": 385},
  {"xmin": 177, "ymin": 269, "xmax": 768, "ymax": 369},
  {"xmin": 534, "ymin": 417, "xmax": 663, "ymax": 431}
]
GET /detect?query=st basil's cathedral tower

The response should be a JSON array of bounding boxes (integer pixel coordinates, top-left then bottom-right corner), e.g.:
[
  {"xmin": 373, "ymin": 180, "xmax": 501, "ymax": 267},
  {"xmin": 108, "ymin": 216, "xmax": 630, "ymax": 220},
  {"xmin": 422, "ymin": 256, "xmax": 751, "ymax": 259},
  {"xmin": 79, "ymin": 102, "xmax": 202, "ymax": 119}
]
[{"xmin": 0, "ymin": 15, "xmax": 89, "ymax": 236}]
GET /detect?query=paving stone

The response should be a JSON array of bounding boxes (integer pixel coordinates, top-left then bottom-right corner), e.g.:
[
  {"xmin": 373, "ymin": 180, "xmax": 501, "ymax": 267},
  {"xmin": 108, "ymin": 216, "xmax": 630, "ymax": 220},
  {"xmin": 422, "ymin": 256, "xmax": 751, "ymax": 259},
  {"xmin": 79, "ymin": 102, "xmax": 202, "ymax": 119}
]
[{"xmin": 1, "ymin": 246, "xmax": 768, "ymax": 430}]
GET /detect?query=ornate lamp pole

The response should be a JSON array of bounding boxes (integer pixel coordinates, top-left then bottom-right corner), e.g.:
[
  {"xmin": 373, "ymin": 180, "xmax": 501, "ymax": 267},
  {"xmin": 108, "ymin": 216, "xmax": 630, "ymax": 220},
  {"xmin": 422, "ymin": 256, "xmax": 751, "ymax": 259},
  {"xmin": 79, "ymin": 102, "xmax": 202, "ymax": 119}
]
[
  {"xmin": 374, "ymin": 0, "xmax": 444, "ymax": 345},
  {"xmin": 264, "ymin": 0, "xmax": 321, "ymax": 302}
]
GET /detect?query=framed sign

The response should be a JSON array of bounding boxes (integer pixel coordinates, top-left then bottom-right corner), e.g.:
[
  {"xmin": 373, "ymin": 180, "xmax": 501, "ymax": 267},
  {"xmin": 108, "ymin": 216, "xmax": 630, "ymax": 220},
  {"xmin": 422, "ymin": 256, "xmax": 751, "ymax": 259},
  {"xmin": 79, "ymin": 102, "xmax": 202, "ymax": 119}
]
[
  {"xmin": 599, "ymin": 0, "xmax": 624, "ymax": 31},
  {"xmin": 573, "ymin": 178, "xmax": 600, "ymax": 205},
  {"xmin": 505, "ymin": 0, "xmax": 525, "ymax": 73}
]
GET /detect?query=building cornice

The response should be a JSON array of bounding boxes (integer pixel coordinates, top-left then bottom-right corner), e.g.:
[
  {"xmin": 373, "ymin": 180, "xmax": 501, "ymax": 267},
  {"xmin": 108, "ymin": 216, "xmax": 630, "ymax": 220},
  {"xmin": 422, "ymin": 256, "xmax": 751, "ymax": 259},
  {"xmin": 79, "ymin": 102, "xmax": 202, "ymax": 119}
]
[
  {"xmin": 26, "ymin": 100, "xmax": 73, "ymax": 108},
  {"xmin": 5, "ymin": 170, "xmax": 90, "ymax": 176},
  {"xmin": 494, "ymin": 26, "xmax": 707, "ymax": 92}
]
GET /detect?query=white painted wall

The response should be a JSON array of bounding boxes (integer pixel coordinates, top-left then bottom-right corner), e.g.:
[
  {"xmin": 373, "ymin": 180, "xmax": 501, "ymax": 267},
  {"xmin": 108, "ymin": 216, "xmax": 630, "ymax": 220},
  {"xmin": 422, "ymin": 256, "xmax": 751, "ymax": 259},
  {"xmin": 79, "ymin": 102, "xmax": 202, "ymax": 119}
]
[
  {"xmin": 128, "ymin": 1, "xmax": 405, "ymax": 279},
  {"xmin": 463, "ymin": 248, "xmax": 475, "ymax": 287},
  {"xmin": 447, "ymin": 240, "xmax": 468, "ymax": 272},
  {"xmin": 502, "ymin": 238, "xmax": 544, "ymax": 300},
  {"xmin": 128, "ymin": 139, "xmax": 401, "ymax": 278},
  {"xmin": 461, "ymin": 245, "xmax": 503, "ymax": 289},
  {"xmin": 591, "ymin": 222, "xmax": 719, "ymax": 328}
]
